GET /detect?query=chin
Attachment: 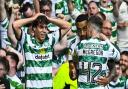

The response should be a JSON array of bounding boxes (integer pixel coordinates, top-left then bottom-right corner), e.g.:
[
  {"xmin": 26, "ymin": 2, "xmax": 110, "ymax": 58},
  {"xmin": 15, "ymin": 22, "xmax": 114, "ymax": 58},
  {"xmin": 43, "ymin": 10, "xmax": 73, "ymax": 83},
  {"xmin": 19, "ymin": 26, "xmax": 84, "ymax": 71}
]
[{"xmin": 121, "ymin": 65, "xmax": 127, "ymax": 72}]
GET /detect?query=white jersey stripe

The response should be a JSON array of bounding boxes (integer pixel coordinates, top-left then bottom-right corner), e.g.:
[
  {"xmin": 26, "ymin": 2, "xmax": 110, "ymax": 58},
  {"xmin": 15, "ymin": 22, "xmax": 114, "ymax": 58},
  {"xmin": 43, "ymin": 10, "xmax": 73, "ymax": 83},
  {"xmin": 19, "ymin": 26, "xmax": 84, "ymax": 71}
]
[
  {"xmin": 26, "ymin": 80, "xmax": 52, "ymax": 88},
  {"xmin": 26, "ymin": 66, "xmax": 52, "ymax": 74}
]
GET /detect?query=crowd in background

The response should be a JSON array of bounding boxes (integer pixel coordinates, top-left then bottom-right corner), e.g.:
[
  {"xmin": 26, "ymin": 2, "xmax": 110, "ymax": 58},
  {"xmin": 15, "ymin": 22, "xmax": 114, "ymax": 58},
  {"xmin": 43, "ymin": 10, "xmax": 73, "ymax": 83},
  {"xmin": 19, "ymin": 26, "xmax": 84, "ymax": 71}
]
[{"xmin": 0, "ymin": 0, "xmax": 128, "ymax": 89}]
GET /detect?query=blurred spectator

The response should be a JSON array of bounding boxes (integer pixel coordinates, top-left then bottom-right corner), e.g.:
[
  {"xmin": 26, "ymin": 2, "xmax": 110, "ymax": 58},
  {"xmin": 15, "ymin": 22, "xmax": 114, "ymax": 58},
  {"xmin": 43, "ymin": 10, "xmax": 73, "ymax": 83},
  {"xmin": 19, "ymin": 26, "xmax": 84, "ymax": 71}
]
[
  {"xmin": 99, "ymin": 0, "xmax": 117, "ymax": 44},
  {"xmin": 87, "ymin": 1, "xmax": 99, "ymax": 17},
  {"xmin": 55, "ymin": 0, "xmax": 84, "ymax": 33},
  {"xmin": 0, "ymin": 57, "xmax": 10, "ymax": 89},
  {"xmin": 20, "ymin": 1, "xmax": 35, "ymax": 18},
  {"xmin": 6, "ymin": 51, "xmax": 23, "ymax": 89},
  {"xmin": 112, "ymin": 0, "xmax": 128, "ymax": 52},
  {"xmin": 0, "ymin": 48, "xmax": 7, "ymax": 57}
]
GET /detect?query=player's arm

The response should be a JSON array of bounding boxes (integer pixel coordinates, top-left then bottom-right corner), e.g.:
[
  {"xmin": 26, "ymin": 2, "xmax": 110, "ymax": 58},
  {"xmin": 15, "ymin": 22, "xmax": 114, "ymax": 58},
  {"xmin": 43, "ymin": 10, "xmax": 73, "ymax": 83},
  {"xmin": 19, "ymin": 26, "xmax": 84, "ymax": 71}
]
[
  {"xmin": 111, "ymin": 0, "xmax": 122, "ymax": 18},
  {"xmin": 0, "ymin": 0, "xmax": 7, "ymax": 21},
  {"xmin": 67, "ymin": 0, "xmax": 81, "ymax": 19},
  {"xmin": 47, "ymin": 16, "xmax": 71, "ymax": 38},
  {"xmin": 54, "ymin": 32, "xmax": 68, "ymax": 55},
  {"xmin": 13, "ymin": 13, "xmax": 44, "ymax": 40},
  {"xmin": 8, "ymin": 4, "xmax": 20, "ymax": 48},
  {"xmin": 33, "ymin": 0, "xmax": 40, "ymax": 13}
]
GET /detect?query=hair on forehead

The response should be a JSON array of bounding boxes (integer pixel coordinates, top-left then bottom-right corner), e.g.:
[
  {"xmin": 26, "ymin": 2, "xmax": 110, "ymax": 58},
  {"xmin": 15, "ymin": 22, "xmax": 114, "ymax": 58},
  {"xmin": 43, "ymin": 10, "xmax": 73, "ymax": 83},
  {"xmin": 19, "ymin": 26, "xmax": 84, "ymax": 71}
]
[
  {"xmin": 88, "ymin": 15, "xmax": 103, "ymax": 28},
  {"xmin": 88, "ymin": 1, "xmax": 98, "ymax": 7},
  {"xmin": 6, "ymin": 52, "xmax": 19, "ymax": 66},
  {"xmin": 75, "ymin": 14, "xmax": 88, "ymax": 23},
  {"xmin": 121, "ymin": 51, "xmax": 128, "ymax": 56},
  {"xmin": 40, "ymin": 0, "xmax": 52, "ymax": 7},
  {"xmin": 0, "ymin": 57, "xmax": 9, "ymax": 72},
  {"xmin": 32, "ymin": 15, "xmax": 48, "ymax": 28},
  {"xmin": 88, "ymin": 15, "xmax": 103, "ymax": 32}
]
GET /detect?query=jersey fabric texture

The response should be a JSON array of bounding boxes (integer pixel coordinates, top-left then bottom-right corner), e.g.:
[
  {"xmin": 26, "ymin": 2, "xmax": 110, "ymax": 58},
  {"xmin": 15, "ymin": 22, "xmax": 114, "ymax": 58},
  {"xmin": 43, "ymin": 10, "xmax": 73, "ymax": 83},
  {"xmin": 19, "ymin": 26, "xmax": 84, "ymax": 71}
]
[
  {"xmin": 7, "ymin": 75, "xmax": 23, "ymax": 89},
  {"xmin": 75, "ymin": 38, "xmax": 120, "ymax": 89},
  {"xmin": 20, "ymin": 29, "xmax": 60, "ymax": 89}
]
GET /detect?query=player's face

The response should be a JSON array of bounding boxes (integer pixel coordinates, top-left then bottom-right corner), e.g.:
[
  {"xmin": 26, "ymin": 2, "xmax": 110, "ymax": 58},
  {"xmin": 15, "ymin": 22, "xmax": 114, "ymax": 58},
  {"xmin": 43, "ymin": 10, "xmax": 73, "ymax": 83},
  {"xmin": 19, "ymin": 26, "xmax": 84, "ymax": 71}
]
[
  {"xmin": 100, "ymin": 0, "xmax": 109, "ymax": 7},
  {"xmin": 115, "ymin": 64, "xmax": 122, "ymax": 76},
  {"xmin": 34, "ymin": 24, "xmax": 49, "ymax": 43},
  {"xmin": 69, "ymin": 62, "xmax": 77, "ymax": 80},
  {"xmin": 6, "ymin": 55, "xmax": 17, "ymax": 69},
  {"xmin": 24, "ymin": 7, "xmax": 33, "ymax": 18},
  {"xmin": 0, "ymin": 63, "xmax": 6, "ymax": 78},
  {"xmin": 40, "ymin": 5, "xmax": 52, "ymax": 17},
  {"xmin": 120, "ymin": 54, "xmax": 128, "ymax": 72},
  {"xmin": 76, "ymin": 20, "xmax": 89, "ymax": 40},
  {"xmin": 101, "ymin": 21, "xmax": 112, "ymax": 39},
  {"xmin": 88, "ymin": 2, "xmax": 99, "ymax": 16}
]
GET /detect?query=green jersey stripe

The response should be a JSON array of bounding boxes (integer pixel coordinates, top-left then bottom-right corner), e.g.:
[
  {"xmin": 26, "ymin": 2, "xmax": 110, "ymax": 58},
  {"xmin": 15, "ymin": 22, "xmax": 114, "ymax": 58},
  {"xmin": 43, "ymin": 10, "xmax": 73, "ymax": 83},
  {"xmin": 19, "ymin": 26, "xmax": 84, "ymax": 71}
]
[
  {"xmin": 78, "ymin": 82, "xmax": 98, "ymax": 88},
  {"xmin": 1, "ymin": 18, "xmax": 9, "ymax": 29},
  {"xmin": 78, "ymin": 56, "xmax": 107, "ymax": 64},
  {"xmin": 26, "ymin": 73, "xmax": 52, "ymax": 80},
  {"xmin": 26, "ymin": 60, "xmax": 52, "ymax": 67}
]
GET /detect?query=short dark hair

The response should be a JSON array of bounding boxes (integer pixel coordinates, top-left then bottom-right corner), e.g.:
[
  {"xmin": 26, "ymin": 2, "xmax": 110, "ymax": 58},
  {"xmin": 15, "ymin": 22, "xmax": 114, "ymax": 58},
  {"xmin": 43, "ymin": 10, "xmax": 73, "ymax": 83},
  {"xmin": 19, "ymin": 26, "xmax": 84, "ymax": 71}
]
[
  {"xmin": 75, "ymin": 14, "xmax": 88, "ymax": 23},
  {"xmin": 6, "ymin": 52, "xmax": 19, "ymax": 69},
  {"xmin": 121, "ymin": 51, "xmax": 128, "ymax": 56},
  {"xmin": 0, "ymin": 57, "xmax": 9, "ymax": 73},
  {"xmin": 88, "ymin": 1, "xmax": 99, "ymax": 7},
  {"xmin": 40, "ymin": 0, "xmax": 52, "ymax": 9},
  {"xmin": 20, "ymin": 2, "xmax": 33, "ymax": 13},
  {"xmin": 32, "ymin": 15, "xmax": 49, "ymax": 28},
  {"xmin": 88, "ymin": 15, "xmax": 103, "ymax": 32},
  {"xmin": 96, "ymin": 12, "xmax": 106, "ymax": 20}
]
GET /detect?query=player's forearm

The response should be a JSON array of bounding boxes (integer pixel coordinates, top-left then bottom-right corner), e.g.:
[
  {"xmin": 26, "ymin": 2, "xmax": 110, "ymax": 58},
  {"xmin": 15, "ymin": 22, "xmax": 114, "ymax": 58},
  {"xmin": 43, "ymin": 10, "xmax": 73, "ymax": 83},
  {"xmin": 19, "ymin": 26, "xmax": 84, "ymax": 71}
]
[
  {"xmin": 13, "ymin": 17, "xmax": 34, "ymax": 30},
  {"xmin": 8, "ymin": 13, "xmax": 18, "ymax": 48},
  {"xmin": 0, "ymin": 0, "xmax": 7, "ymax": 21},
  {"xmin": 48, "ymin": 17, "xmax": 71, "ymax": 30},
  {"xmin": 33, "ymin": 0, "xmax": 40, "ymax": 13},
  {"xmin": 54, "ymin": 35, "xmax": 67, "ymax": 55}
]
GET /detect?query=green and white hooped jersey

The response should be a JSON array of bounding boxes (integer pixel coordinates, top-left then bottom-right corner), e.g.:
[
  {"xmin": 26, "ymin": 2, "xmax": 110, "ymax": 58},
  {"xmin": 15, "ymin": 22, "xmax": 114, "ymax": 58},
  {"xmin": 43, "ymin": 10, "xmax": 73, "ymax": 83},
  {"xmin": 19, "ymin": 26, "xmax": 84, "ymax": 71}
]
[
  {"xmin": 100, "ymin": 5, "xmax": 117, "ymax": 43},
  {"xmin": 7, "ymin": 75, "xmax": 23, "ymax": 89},
  {"xmin": 0, "ymin": 18, "xmax": 11, "ymax": 48},
  {"xmin": 20, "ymin": 30, "xmax": 60, "ymax": 89},
  {"xmin": 55, "ymin": 0, "xmax": 84, "ymax": 33},
  {"xmin": 109, "ymin": 76, "xmax": 126, "ymax": 89},
  {"xmin": 75, "ymin": 38, "xmax": 120, "ymax": 89}
]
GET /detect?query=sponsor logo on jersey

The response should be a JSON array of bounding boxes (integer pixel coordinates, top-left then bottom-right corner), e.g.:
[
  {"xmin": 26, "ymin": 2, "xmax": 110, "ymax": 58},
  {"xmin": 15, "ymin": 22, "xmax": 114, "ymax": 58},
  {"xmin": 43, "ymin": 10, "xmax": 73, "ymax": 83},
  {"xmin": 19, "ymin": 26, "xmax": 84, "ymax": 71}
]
[{"xmin": 35, "ymin": 54, "xmax": 50, "ymax": 60}]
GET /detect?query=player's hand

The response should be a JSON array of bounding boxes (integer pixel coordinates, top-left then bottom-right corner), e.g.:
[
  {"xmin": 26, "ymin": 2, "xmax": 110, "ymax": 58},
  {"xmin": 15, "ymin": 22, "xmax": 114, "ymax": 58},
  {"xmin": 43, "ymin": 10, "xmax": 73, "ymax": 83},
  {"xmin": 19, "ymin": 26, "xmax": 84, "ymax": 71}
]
[
  {"xmin": 0, "ymin": 84, "xmax": 5, "ymax": 89},
  {"xmin": 32, "ymin": 13, "xmax": 45, "ymax": 20},
  {"xmin": 96, "ymin": 76, "xmax": 109, "ymax": 86},
  {"xmin": 57, "ymin": 14, "xmax": 66, "ymax": 20},
  {"xmin": 12, "ymin": 4, "xmax": 20, "ymax": 14}
]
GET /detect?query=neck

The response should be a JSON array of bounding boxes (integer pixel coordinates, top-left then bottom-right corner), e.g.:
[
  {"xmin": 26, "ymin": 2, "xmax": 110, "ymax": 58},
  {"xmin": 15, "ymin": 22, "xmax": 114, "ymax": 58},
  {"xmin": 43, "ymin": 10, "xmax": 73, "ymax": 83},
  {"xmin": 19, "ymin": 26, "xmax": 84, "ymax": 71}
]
[{"xmin": 8, "ymin": 68, "xmax": 16, "ymax": 77}]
